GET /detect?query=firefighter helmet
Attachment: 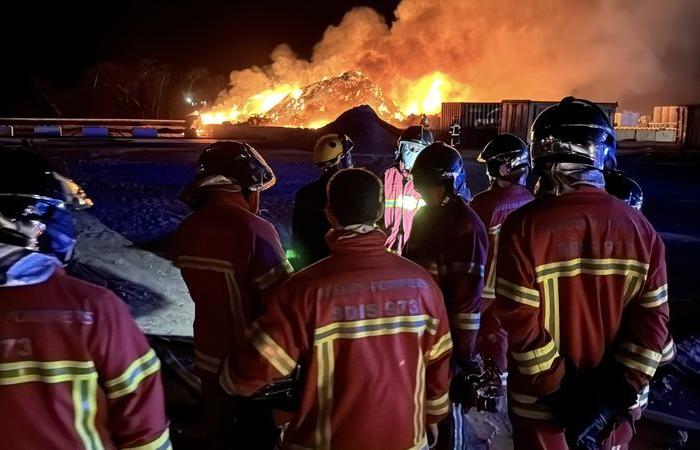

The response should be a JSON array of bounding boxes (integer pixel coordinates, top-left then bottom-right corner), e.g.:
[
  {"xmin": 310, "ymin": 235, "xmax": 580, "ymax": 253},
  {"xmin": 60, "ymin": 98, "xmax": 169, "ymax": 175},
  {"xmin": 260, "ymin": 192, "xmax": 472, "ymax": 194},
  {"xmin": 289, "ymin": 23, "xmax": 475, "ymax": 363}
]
[
  {"xmin": 397, "ymin": 126, "xmax": 434, "ymax": 170},
  {"xmin": 605, "ymin": 170, "xmax": 643, "ymax": 210},
  {"xmin": 197, "ymin": 141, "xmax": 276, "ymax": 192},
  {"xmin": 531, "ymin": 96, "xmax": 616, "ymax": 170},
  {"xmin": 411, "ymin": 142, "xmax": 466, "ymax": 197},
  {"xmin": 313, "ymin": 134, "xmax": 353, "ymax": 169},
  {"xmin": 478, "ymin": 133, "xmax": 530, "ymax": 179},
  {"xmin": 0, "ymin": 150, "xmax": 92, "ymax": 262}
]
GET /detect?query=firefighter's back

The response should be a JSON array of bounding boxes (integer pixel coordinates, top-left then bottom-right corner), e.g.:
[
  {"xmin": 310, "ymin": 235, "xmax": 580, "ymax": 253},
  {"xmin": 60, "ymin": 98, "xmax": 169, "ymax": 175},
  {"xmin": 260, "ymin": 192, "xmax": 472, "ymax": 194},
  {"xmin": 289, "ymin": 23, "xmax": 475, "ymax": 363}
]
[
  {"xmin": 504, "ymin": 186, "xmax": 661, "ymax": 372},
  {"xmin": 0, "ymin": 270, "xmax": 169, "ymax": 449},
  {"xmin": 173, "ymin": 195, "xmax": 277, "ymax": 373},
  {"xmin": 283, "ymin": 245, "xmax": 450, "ymax": 450}
]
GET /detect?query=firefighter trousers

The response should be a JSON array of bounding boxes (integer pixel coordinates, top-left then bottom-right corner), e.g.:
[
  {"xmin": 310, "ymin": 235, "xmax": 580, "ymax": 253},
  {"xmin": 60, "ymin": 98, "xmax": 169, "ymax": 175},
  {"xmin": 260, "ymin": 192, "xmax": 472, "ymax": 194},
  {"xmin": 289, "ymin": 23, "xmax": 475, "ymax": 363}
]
[{"xmin": 510, "ymin": 414, "xmax": 634, "ymax": 450}]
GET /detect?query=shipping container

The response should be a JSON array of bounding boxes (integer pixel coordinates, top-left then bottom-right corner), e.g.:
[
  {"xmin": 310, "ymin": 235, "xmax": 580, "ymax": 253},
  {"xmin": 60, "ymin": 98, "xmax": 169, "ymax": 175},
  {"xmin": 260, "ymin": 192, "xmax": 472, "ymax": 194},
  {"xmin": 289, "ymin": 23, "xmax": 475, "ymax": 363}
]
[
  {"xmin": 439, "ymin": 102, "xmax": 500, "ymax": 148},
  {"xmin": 679, "ymin": 105, "xmax": 700, "ymax": 148},
  {"xmin": 499, "ymin": 100, "xmax": 617, "ymax": 142}
]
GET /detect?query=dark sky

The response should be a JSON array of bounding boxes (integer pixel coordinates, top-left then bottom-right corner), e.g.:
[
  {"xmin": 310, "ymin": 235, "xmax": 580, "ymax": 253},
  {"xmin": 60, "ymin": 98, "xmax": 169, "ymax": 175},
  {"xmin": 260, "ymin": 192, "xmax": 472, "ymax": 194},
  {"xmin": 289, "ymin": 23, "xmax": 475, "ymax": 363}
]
[{"xmin": 0, "ymin": 0, "xmax": 400, "ymax": 114}]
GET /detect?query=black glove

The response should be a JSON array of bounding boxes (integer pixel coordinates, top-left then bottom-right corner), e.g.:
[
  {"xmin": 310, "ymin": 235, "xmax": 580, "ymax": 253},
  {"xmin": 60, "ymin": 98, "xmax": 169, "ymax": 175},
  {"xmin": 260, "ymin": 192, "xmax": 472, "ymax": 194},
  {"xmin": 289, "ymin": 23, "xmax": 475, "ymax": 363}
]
[
  {"xmin": 449, "ymin": 370, "xmax": 478, "ymax": 409},
  {"xmin": 544, "ymin": 361, "xmax": 637, "ymax": 450}
]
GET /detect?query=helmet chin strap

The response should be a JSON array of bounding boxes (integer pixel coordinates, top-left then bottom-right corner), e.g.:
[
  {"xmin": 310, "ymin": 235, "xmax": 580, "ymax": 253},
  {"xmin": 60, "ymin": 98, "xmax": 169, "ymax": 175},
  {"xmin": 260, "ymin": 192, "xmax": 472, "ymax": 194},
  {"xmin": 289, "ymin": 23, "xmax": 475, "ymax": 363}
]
[{"xmin": 535, "ymin": 163, "xmax": 605, "ymax": 196}]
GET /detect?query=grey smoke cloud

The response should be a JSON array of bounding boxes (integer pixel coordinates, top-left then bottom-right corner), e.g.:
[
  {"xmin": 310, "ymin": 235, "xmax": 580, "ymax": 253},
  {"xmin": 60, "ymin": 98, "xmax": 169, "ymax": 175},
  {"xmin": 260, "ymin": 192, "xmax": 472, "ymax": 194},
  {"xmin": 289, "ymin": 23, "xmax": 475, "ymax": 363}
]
[{"xmin": 216, "ymin": 0, "xmax": 700, "ymax": 112}]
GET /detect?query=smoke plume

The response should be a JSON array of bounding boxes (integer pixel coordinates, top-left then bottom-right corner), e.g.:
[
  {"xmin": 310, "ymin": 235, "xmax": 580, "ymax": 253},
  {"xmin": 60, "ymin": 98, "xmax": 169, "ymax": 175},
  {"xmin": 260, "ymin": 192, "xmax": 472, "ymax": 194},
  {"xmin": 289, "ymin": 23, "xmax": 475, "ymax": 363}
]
[{"xmin": 215, "ymin": 0, "xmax": 700, "ymax": 113}]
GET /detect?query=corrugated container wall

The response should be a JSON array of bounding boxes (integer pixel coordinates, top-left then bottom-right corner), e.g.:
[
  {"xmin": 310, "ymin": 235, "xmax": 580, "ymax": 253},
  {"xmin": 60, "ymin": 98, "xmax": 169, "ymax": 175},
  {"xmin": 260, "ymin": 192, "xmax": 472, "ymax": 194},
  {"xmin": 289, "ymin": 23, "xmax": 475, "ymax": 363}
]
[
  {"xmin": 440, "ymin": 102, "xmax": 500, "ymax": 148},
  {"xmin": 680, "ymin": 105, "xmax": 700, "ymax": 148},
  {"xmin": 499, "ymin": 100, "xmax": 617, "ymax": 142}
]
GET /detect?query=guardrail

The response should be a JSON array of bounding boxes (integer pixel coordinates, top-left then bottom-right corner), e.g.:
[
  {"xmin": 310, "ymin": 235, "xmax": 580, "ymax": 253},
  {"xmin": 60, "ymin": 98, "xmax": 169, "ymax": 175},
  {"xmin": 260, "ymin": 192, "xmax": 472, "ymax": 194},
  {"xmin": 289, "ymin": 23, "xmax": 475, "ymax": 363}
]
[{"xmin": 0, "ymin": 118, "xmax": 188, "ymax": 138}]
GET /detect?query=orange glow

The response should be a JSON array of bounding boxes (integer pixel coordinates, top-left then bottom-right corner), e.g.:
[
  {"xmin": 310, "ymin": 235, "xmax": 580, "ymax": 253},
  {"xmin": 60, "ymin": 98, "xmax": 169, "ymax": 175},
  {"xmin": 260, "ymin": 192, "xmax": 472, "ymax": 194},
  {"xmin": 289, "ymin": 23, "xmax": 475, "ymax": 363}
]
[{"xmin": 196, "ymin": 71, "xmax": 468, "ymax": 128}]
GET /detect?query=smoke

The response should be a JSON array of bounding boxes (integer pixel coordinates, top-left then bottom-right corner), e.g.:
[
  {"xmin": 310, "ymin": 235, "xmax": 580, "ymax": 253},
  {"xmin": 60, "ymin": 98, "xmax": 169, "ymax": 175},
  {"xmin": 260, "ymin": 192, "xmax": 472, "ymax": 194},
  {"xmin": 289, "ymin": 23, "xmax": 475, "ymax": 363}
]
[{"xmin": 216, "ymin": 0, "xmax": 700, "ymax": 112}]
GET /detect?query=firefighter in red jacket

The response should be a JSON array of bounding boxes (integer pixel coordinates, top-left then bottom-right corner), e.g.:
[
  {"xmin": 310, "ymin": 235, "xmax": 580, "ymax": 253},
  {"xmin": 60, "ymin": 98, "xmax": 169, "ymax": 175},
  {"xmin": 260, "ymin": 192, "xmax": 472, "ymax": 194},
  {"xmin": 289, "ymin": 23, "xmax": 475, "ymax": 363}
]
[
  {"xmin": 404, "ymin": 142, "xmax": 488, "ymax": 448},
  {"xmin": 495, "ymin": 97, "xmax": 670, "ymax": 450},
  {"xmin": 174, "ymin": 141, "xmax": 293, "ymax": 449},
  {"xmin": 291, "ymin": 134, "xmax": 353, "ymax": 269},
  {"xmin": 220, "ymin": 168, "xmax": 453, "ymax": 450},
  {"xmin": 383, "ymin": 126, "xmax": 434, "ymax": 254},
  {"xmin": 470, "ymin": 134, "xmax": 534, "ymax": 388},
  {"xmin": 0, "ymin": 150, "xmax": 170, "ymax": 450}
]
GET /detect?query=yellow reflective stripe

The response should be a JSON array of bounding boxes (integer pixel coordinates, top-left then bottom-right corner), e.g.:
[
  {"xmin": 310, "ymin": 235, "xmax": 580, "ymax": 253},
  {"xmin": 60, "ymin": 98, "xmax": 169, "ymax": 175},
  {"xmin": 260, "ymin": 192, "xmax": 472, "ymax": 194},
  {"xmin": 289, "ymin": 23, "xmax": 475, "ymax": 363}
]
[
  {"xmin": 249, "ymin": 322, "xmax": 296, "ymax": 376},
  {"xmin": 413, "ymin": 347, "xmax": 426, "ymax": 445},
  {"xmin": 661, "ymin": 340, "xmax": 675, "ymax": 363},
  {"xmin": 385, "ymin": 196, "xmax": 425, "ymax": 211},
  {"xmin": 615, "ymin": 355, "xmax": 657, "ymax": 377},
  {"xmin": 510, "ymin": 406, "xmax": 554, "ymax": 420},
  {"xmin": 428, "ymin": 332, "xmax": 453, "ymax": 362},
  {"xmin": 253, "ymin": 260, "xmax": 294, "ymax": 291},
  {"xmin": 315, "ymin": 341, "xmax": 335, "ymax": 450},
  {"xmin": 512, "ymin": 340, "xmax": 560, "ymax": 375},
  {"xmin": 73, "ymin": 375, "xmax": 104, "ymax": 450},
  {"xmin": 496, "ymin": 278, "xmax": 540, "ymax": 307},
  {"xmin": 176, "ymin": 255, "xmax": 235, "ymax": 271},
  {"xmin": 639, "ymin": 284, "xmax": 668, "ymax": 308},
  {"xmin": 0, "ymin": 361, "xmax": 102, "ymax": 449},
  {"xmin": 621, "ymin": 342, "xmax": 662, "ymax": 363},
  {"xmin": 455, "ymin": 313, "xmax": 480, "ymax": 330},
  {"xmin": 105, "ymin": 349, "xmax": 161, "ymax": 399},
  {"xmin": 0, "ymin": 360, "xmax": 96, "ymax": 385},
  {"xmin": 122, "ymin": 429, "xmax": 172, "ymax": 450},
  {"xmin": 509, "ymin": 391, "xmax": 554, "ymax": 420},
  {"xmin": 511, "ymin": 339, "xmax": 556, "ymax": 362},
  {"xmin": 535, "ymin": 258, "xmax": 649, "ymax": 282},
  {"xmin": 315, "ymin": 315, "xmax": 439, "ymax": 343},
  {"xmin": 426, "ymin": 392, "xmax": 450, "ymax": 416}
]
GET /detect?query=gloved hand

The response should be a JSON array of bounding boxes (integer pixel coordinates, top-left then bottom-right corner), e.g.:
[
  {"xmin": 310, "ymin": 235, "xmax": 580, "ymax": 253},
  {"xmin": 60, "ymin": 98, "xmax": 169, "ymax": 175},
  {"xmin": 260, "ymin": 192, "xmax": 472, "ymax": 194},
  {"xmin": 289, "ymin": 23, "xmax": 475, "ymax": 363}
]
[
  {"xmin": 543, "ymin": 361, "xmax": 637, "ymax": 450},
  {"xmin": 449, "ymin": 370, "xmax": 478, "ymax": 409}
]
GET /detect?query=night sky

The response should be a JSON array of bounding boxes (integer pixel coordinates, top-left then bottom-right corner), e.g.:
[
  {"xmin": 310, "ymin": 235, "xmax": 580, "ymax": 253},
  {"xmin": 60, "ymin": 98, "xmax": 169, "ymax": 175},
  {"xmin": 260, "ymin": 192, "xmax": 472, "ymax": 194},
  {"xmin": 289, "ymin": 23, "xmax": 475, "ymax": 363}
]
[{"xmin": 0, "ymin": 0, "xmax": 399, "ymax": 115}]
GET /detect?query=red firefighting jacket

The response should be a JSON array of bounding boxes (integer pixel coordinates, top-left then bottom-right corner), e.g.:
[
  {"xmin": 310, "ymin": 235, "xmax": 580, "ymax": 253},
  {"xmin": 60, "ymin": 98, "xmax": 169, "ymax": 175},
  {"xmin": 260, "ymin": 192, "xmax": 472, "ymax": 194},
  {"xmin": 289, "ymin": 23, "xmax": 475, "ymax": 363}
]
[
  {"xmin": 404, "ymin": 196, "xmax": 488, "ymax": 371},
  {"xmin": 221, "ymin": 228, "xmax": 453, "ymax": 450},
  {"xmin": 0, "ymin": 269, "xmax": 170, "ymax": 450},
  {"xmin": 470, "ymin": 182, "xmax": 534, "ymax": 302},
  {"xmin": 172, "ymin": 192, "xmax": 293, "ymax": 378},
  {"xmin": 494, "ymin": 186, "xmax": 670, "ymax": 420},
  {"xmin": 383, "ymin": 164, "xmax": 425, "ymax": 254}
]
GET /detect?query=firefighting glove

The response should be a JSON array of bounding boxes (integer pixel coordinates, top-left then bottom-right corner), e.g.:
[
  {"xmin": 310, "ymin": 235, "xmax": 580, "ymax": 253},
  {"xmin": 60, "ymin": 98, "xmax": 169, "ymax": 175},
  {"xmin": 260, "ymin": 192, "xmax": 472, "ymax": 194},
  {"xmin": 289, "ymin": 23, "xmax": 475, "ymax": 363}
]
[{"xmin": 565, "ymin": 363, "xmax": 638, "ymax": 450}]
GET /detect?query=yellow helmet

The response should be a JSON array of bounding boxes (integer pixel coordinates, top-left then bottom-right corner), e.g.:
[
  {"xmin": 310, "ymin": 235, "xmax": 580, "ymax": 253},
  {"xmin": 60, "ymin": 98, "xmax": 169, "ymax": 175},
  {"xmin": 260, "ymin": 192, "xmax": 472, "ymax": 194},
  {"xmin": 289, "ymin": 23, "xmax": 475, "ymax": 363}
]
[{"xmin": 313, "ymin": 134, "xmax": 354, "ymax": 168}]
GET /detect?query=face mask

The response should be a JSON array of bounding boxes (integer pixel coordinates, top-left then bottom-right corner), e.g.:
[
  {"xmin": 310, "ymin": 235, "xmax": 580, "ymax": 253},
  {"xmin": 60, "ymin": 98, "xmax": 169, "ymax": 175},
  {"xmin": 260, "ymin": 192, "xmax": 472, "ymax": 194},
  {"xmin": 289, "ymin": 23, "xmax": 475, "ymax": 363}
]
[
  {"xmin": 400, "ymin": 142, "xmax": 426, "ymax": 171},
  {"xmin": 38, "ymin": 208, "xmax": 77, "ymax": 264}
]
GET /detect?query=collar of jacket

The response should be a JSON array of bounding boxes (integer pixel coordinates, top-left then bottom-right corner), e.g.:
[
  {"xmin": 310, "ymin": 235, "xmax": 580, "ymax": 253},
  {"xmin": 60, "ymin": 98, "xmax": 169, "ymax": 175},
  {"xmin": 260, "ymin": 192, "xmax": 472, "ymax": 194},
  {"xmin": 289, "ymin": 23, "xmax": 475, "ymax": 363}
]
[
  {"xmin": 325, "ymin": 226, "xmax": 388, "ymax": 255},
  {"xmin": 0, "ymin": 244, "xmax": 62, "ymax": 287}
]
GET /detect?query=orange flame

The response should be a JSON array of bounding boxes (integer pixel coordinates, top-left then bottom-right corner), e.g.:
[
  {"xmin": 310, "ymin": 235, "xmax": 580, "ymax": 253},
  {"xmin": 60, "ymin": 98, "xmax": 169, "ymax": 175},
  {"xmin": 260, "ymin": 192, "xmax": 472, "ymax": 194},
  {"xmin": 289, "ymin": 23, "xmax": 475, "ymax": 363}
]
[{"xmin": 198, "ymin": 71, "xmax": 468, "ymax": 128}]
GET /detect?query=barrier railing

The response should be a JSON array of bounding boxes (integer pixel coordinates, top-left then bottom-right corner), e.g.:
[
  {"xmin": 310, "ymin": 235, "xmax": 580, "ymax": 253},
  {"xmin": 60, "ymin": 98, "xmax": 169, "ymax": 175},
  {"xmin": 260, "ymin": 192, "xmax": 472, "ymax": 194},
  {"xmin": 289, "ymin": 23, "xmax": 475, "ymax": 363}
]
[{"xmin": 0, "ymin": 118, "xmax": 187, "ymax": 138}]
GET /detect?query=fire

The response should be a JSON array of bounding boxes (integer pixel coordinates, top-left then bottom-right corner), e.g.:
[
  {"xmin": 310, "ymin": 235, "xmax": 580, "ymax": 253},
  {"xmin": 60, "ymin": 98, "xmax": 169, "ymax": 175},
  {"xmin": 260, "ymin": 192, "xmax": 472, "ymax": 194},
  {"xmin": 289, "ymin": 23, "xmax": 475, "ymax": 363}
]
[
  {"xmin": 197, "ymin": 71, "xmax": 467, "ymax": 128},
  {"xmin": 199, "ymin": 84, "xmax": 300, "ymax": 126}
]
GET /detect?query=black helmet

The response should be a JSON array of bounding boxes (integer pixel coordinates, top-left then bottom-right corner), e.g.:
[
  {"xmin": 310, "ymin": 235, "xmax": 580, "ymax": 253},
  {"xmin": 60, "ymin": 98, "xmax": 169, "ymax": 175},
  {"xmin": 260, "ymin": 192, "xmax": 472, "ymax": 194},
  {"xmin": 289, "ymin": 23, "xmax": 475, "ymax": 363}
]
[
  {"xmin": 0, "ymin": 150, "xmax": 92, "ymax": 262},
  {"xmin": 531, "ymin": 96, "xmax": 616, "ymax": 170},
  {"xmin": 397, "ymin": 126, "xmax": 434, "ymax": 170},
  {"xmin": 411, "ymin": 142, "xmax": 466, "ymax": 197},
  {"xmin": 478, "ymin": 133, "xmax": 530, "ymax": 179},
  {"xmin": 398, "ymin": 126, "xmax": 434, "ymax": 147},
  {"xmin": 605, "ymin": 170, "xmax": 643, "ymax": 210},
  {"xmin": 197, "ymin": 141, "xmax": 276, "ymax": 192}
]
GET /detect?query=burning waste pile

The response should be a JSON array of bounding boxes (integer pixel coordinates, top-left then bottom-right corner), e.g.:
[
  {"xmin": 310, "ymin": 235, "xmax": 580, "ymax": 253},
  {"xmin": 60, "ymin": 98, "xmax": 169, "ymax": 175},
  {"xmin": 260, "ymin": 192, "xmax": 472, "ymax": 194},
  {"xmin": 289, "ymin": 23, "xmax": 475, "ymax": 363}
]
[
  {"xmin": 196, "ymin": 70, "xmax": 449, "ymax": 132},
  {"xmin": 192, "ymin": 0, "xmax": 700, "ymax": 136}
]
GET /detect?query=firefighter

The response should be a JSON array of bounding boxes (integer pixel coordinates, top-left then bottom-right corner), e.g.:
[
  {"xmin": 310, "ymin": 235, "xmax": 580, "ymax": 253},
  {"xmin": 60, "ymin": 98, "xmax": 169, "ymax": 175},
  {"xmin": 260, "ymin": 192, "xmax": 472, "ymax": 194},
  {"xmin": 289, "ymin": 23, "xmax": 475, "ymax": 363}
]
[
  {"xmin": 495, "ymin": 97, "xmax": 670, "ymax": 450},
  {"xmin": 0, "ymin": 150, "xmax": 170, "ymax": 449},
  {"xmin": 173, "ymin": 141, "xmax": 293, "ymax": 449},
  {"xmin": 383, "ymin": 126, "xmax": 434, "ymax": 254},
  {"xmin": 291, "ymin": 134, "xmax": 353, "ymax": 269},
  {"xmin": 449, "ymin": 116, "xmax": 461, "ymax": 147},
  {"xmin": 404, "ymin": 142, "xmax": 488, "ymax": 448},
  {"xmin": 220, "ymin": 168, "xmax": 453, "ymax": 450},
  {"xmin": 470, "ymin": 134, "xmax": 534, "ymax": 391}
]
